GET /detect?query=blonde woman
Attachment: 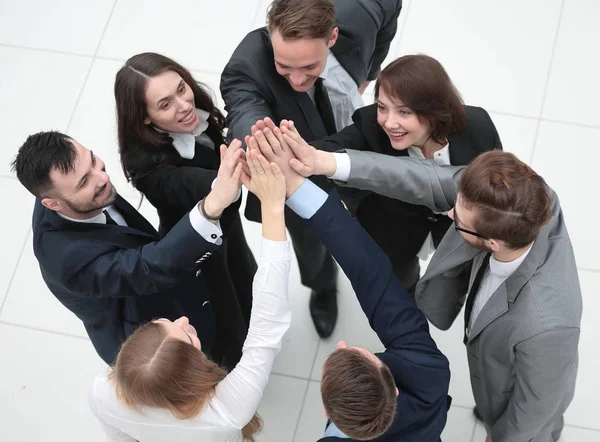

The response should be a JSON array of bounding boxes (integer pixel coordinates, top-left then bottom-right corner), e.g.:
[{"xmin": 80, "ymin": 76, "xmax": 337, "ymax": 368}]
[{"xmin": 89, "ymin": 152, "xmax": 290, "ymax": 442}]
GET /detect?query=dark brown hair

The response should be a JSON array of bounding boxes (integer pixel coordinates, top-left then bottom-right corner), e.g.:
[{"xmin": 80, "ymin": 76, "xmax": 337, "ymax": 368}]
[
  {"xmin": 267, "ymin": 0, "xmax": 335, "ymax": 40},
  {"xmin": 321, "ymin": 349, "xmax": 397, "ymax": 440},
  {"xmin": 114, "ymin": 52, "xmax": 225, "ymax": 183},
  {"xmin": 458, "ymin": 151, "xmax": 552, "ymax": 249},
  {"xmin": 375, "ymin": 54, "xmax": 467, "ymax": 144},
  {"xmin": 111, "ymin": 321, "xmax": 262, "ymax": 441}
]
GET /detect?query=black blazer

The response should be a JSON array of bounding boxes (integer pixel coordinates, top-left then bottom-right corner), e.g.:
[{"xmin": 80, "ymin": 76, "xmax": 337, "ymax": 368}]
[
  {"xmin": 304, "ymin": 191, "xmax": 450, "ymax": 442},
  {"xmin": 312, "ymin": 104, "xmax": 503, "ymax": 264},
  {"xmin": 32, "ymin": 195, "xmax": 217, "ymax": 364},
  {"xmin": 122, "ymin": 126, "xmax": 257, "ymax": 368},
  {"xmin": 221, "ymin": 0, "xmax": 403, "ymax": 221}
]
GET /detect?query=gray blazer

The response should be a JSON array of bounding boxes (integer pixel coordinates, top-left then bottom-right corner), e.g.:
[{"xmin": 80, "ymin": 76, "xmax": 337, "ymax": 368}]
[{"xmin": 334, "ymin": 150, "xmax": 582, "ymax": 442}]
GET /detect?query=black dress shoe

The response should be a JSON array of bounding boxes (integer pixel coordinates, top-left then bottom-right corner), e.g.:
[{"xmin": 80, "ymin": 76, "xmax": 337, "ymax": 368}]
[
  {"xmin": 473, "ymin": 406, "xmax": 483, "ymax": 422},
  {"xmin": 310, "ymin": 287, "xmax": 338, "ymax": 339}
]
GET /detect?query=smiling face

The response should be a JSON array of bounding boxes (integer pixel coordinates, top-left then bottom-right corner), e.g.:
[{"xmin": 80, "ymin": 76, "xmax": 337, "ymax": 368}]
[
  {"xmin": 42, "ymin": 139, "xmax": 116, "ymax": 218},
  {"xmin": 154, "ymin": 316, "xmax": 201, "ymax": 350},
  {"xmin": 376, "ymin": 87, "xmax": 433, "ymax": 151},
  {"xmin": 143, "ymin": 70, "xmax": 200, "ymax": 133},
  {"xmin": 271, "ymin": 28, "xmax": 338, "ymax": 92}
]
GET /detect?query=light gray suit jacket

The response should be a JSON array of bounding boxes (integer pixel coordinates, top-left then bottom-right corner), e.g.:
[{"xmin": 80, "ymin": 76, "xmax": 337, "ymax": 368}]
[{"xmin": 334, "ymin": 150, "xmax": 582, "ymax": 442}]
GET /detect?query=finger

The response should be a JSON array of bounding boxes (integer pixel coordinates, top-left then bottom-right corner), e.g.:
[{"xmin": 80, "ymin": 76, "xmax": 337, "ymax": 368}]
[
  {"xmin": 256, "ymin": 121, "xmax": 266, "ymax": 131},
  {"xmin": 281, "ymin": 125, "xmax": 300, "ymax": 142},
  {"xmin": 263, "ymin": 117, "xmax": 277, "ymax": 132},
  {"xmin": 256, "ymin": 154, "xmax": 271, "ymax": 177},
  {"xmin": 270, "ymin": 161, "xmax": 284, "ymax": 179},
  {"xmin": 240, "ymin": 168, "xmax": 251, "ymax": 188},
  {"xmin": 246, "ymin": 149, "xmax": 260, "ymax": 176},
  {"xmin": 247, "ymin": 135, "xmax": 259, "ymax": 153},
  {"xmin": 245, "ymin": 135, "xmax": 253, "ymax": 150},
  {"xmin": 254, "ymin": 130, "xmax": 275, "ymax": 158},
  {"xmin": 263, "ymin": 127, "xmax": 282, "ymax": 154},
  {"xmin": 289, "ymin": 158, "xmax": 309, "ymax": 177},
  {"xmin": 272, "ymin": 126, "xmax": 288, "ymax": 152},
  {"xmin": 229, "ymin": 138, "xmax": 242, "ymax": 150},
  {"xmin": 232, "ymin": 162, "xmax": 242, "ymax": 182},
  {"xmin": 219, "ymin": 144, "xmax": 227, "ymax": 163},
  {"xmin": 251, "ymin": 124, "xmax": 259, "ymax": 135},
  {"xmin": 282, "ymin": 133, "xmax": 301, "ymax": 154}
]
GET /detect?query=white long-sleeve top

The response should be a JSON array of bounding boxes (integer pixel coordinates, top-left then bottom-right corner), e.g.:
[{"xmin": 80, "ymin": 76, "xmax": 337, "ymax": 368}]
[{"xmin": 89, "ymin": 238, "xmax": 292, "ymax": 442}]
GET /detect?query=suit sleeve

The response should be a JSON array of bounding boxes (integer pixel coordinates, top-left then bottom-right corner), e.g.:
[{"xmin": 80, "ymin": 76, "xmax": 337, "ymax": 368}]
[
  {"xmin": 135, "ymin": 164, "xmax": 241, "ymax": 229},
  {"xmin": 335, "ymin": 150, "xmax": 463, "ymax": 212},
  {"xmin": 221, "ymin": 60, "xmax": 275, "ymax": 145},
  {"xmin": 482, "ymin": 107, "xmax": 503, "ymax": 151},
  {"xmin": 367, "ymin": 0, "xmax": 403, "ymax": 80},
  {"xmin": 311, "ymin": 123, "xmax": 370, "ymax": 153},
  {"xmin": 52, "ymin": 213, "xmax": 220, "ymax": 298},
  {"xmin": 305, "ymin": 190, "xmax": 435, "ymax": 350},
  {"xmin": 491, "ymin": 328, "xmax": 580, "ymax": 442}
]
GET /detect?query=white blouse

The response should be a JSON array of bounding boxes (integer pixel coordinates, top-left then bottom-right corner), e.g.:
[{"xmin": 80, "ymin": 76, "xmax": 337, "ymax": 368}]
[{"xmin": 89, "ymin": 238, "xmax": 292, "ymax": 442}]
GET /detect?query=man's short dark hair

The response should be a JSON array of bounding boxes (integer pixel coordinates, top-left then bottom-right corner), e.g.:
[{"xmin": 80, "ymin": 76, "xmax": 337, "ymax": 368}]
[
  {"xmin": 11, "ymin": 131, "xmax": 77, "ymax": 198},
  {"xmin": 267, "ymin": 0, "xmax": 336, "ymax": 41}
]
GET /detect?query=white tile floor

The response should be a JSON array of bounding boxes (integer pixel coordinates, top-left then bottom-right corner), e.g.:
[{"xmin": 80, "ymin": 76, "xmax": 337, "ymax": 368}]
[{"xmin": 0, "ymin": 0, "xmax": 598, "ymax": 441}]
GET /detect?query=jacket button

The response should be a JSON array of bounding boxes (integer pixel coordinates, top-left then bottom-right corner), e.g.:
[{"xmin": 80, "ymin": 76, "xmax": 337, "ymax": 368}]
[
  {"xmin": 211, "ymin": 234, "xmax": 217, "ymax": 239},
  {"xmin": 428, "ymin": 216, "xmax": 438, "ymax": 222}
]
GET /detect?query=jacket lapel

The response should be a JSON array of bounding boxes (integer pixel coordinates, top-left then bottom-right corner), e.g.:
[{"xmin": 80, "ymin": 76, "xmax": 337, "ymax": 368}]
[
  {"xmin": 331, "ymin": 31, "xmax": 364, "ymax": 86},
  {"xmin": 113, "ymin": 195, "xmax": 159, "ymax": 237},
  {"xmin": 448, "ymin": 132, "xmax": 478, "ymax": 165}
]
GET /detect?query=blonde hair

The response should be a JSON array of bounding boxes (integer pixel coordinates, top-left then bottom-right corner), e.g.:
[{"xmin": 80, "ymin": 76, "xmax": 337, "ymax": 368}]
[{"xmin": 110, "ymin": 322, "xmax": 262, "ymax": 441}]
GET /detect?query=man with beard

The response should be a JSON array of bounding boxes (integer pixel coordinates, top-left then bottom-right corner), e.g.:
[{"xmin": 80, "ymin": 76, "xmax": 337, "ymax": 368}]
[
  {"xmin": 279, "ymin": 125, "xmax": 582, "ymax": 442},
  {"xmin": 11, "ymin": 131, "xmax": 244, "ymax": 365}
]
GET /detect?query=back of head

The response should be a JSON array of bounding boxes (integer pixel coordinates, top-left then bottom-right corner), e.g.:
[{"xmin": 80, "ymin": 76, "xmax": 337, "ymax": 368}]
[
  {"xmin": 114, "ymin": 52, "xmax": 224, "ymax": 180},
  {"xmin": 11, "ymin": 131, "xmax": 76, "ymax": 199},
  {"xmin": 321, "ymin": 349, "xmax": 397, "ymax": 440},
  {"xmin": 459, "ymin": 151, "xmax": 552, "ymax": 249},
  {"xmin": 267, "ymin": 0, "xmax": 335, "ymax": 41},
  {"xmin": 113, "ymin": 322, "xmax": 263, "ymax": 441},
  {"xmin": 375, "ymin": 54, "xmax": 466, "ymax": 144}
]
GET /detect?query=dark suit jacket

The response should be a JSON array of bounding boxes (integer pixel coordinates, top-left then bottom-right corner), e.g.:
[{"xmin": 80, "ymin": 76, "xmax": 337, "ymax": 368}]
[
  {"xmin": 121, "ymin": 128, "xmax": 257, "ymax": 368},
  {"xmin": 303, "ymin": 190, "xmax": 450, "ymax": 442},
  {"xmin": 221, "ymin": 0, "xmax": 402, "ymax": 221},
  {"xmin": 32, "ymin": 195, "xmax": 217, "ymax": 364},
  {"xmin": 312, "ymin": 104, "xmax": 502, "ymax": 265}
]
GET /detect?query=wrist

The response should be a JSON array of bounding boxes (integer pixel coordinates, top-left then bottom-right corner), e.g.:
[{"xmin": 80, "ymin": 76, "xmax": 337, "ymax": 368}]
[
  {"xmin": 316, "ymin": 150, "xmax": 337, "ymax": 176},
  {"xmin": 285, "ymin": 175, "xmax": 306, "ymax": 198},
  {"xmin": 202, "ymin": 192, "xmax": 225, "ymax": 219}
]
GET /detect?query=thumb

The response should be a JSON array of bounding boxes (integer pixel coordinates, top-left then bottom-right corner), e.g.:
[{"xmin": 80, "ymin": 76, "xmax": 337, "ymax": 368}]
[
  {"xmin": 219, "ymin": 144, "xmax": 227, "ymax": 162},
  {"xmin": 289, "ymin": 158, "xmax": 309, "ymax": 177}
]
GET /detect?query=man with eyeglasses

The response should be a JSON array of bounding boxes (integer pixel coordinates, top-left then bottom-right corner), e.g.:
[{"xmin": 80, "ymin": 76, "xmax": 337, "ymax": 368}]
[{"xmin": 281, "ymin": 133, "xmax": 581, "ymax": 442}]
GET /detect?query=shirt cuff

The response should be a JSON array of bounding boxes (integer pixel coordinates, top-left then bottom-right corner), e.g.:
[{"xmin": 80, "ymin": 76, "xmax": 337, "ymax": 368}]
[
  {"xmin": 189, "ymin": 203, "xmax": 224, "ymax": 245},
  {"xmin": 260, "ymin": 237, "xmax": 292, "ymax": 262},
  {"xmin": 285, "ymin": 179, "xmax": 328, "ymax": 219},
  {"xmin": 326, "ymin": 153, "xmax": 351, "ymax": 182},
  {"xmin": 211, "ymin": 179, "xmax": 242, "ymax": 202}
]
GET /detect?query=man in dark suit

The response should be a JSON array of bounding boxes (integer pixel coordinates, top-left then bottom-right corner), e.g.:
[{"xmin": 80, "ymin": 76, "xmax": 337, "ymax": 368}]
[
  {"xmin": 221, "ymin": 0, "xmax": 403, "ymax": 338},
  {"xmin": 247, "ymin": 130, "xmax": 450, "ymax": 441},
  {"xmin": 11, "ymin": 131, "xmax": 244, "ymax": 365}
]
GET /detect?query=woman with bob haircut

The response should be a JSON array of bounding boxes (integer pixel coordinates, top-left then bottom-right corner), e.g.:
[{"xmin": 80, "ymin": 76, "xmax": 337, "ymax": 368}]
[
  {"xmin": 114, "ymin": 52, "xmax": 257, "ymax": 368},
  {"xmin": 90, "ymin": 151, "xmax": 291, "ymax": 442},
  {"xmin": 298, "ymin": 54, "xmax": 503, "ymax": 293}
]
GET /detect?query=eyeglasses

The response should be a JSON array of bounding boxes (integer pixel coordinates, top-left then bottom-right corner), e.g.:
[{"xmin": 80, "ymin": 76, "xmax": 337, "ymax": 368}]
[{"xmin": 453, "ymin": 206, "xmax": 489, "ymax": 240}]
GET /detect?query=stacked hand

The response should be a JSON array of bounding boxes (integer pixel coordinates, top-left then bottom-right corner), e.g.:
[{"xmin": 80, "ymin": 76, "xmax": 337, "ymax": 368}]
[{"xmin": 203, "ymin": 139, "xmax": 245, "ymax": 218}]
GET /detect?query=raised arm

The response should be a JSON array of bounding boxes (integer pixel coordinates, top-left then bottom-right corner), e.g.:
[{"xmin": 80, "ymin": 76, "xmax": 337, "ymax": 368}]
[
  {"xmin": 51, "ymin": 144, "xmax": 245, "ymax": 298},
  {"xmin": 367, "ymin": 0, "xmax": 404, "ymax": 81},
  {"xmin": 214, "ymin": 151, "xmax": 292, "ymax": 427}
]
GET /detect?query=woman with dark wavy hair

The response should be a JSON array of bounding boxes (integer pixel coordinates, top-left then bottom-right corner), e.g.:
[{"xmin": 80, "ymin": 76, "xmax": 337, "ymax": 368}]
[
  {"xmin": 90, "ymin": 152, "xmax": 291, "ymax": 442},
  {"xmin": 114, "ymin": 53, "xmax": 257, "ymax": 369}
]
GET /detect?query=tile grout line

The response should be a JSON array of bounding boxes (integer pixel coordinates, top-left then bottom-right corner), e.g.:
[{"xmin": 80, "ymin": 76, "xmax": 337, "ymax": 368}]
[
  {"xmin": 250, "ymin": 0, "xmax": 266, "ymax": 31},
  {"xmin": 65, "ymin": 0, "xmax": 119, "ymax": 132},
  {"xmin": 529, "ymin": 0, "xmax": 566, "ymax": 166},
  {"xmin": 291, "ymin": 339, "xmax": 323, "ymax": 442},
  {"xmin": 0, "ymin": 320, "xmax": 90, "ymax": 341},
  {"xmin": 468, "ymin": 419, "xmax": 479, "ymax": 442},
  {"xmin": 392, "ymin": 0, "xmax": 412, "ymax": 55},
  {"xmin": 0, "ymin": 42, "xmax": 94, "ymax": 58},
  {"xmin": 0, "ymin": 229, "xmax": 31, "ymax": 317}
]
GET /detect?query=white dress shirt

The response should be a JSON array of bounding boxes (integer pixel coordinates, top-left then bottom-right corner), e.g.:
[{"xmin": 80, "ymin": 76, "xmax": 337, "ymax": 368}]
[
  {"xmin": 328, "ymin": 144, "xmax": 450, "ymax": 260},
  {"xmin": 167, "ymin": 108, "xmax": 215, "ymax": 159},
  {"xmin": 468, "ymin": 244, "xmax": 534, "ymax": 332},
  {"xmin": 307, "ymin": 51, "xmax": 364, "ymax": 131},
  {"xmin": 89, "ymin": 237, "xmax": 292, "ymax": 442}
]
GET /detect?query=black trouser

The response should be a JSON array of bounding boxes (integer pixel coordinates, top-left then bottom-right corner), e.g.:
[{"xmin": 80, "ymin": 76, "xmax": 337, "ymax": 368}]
[
  {"xmin": 285, "ymin": 207, "xmax": 338, "ymax": 292},
  {"xmin": 391, "ymin": 255, "xmax": 421, "ymax": 298}
]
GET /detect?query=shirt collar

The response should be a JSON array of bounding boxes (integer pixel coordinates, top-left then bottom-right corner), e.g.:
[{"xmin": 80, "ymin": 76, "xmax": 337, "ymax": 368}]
[
  {"xmin": 489, "ymin": 242, "xmax": 534, "ymax": 278},
  {"xmin": 319, "ymin": 51, "xmax": 339, "ymax": 82},
  {"xmin": 156, "ymin": 108, "xmax": 211, "ymax": 160},
  {"xmin": 57, "ymin": 205, "xmax": 113, "ymax": 224}
]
